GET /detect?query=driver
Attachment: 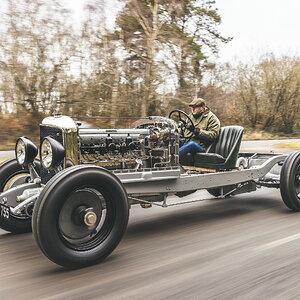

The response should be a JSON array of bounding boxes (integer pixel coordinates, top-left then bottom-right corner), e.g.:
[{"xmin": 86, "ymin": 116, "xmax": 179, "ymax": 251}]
[{"xmin": 179, "ymin": 98, "xmax": 220, "ymax": 157}]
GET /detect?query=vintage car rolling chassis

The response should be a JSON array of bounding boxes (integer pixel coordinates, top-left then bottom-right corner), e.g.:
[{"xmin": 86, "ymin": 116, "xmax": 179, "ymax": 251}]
[{"xmin": 0, "ymin": 110, "xmax": 299, "ymax": 268}]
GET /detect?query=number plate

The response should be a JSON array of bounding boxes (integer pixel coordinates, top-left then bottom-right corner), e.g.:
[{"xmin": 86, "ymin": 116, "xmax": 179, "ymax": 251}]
[{"xmin": 0, "ymin": 203, "xmax": 10, "ymax": 219}]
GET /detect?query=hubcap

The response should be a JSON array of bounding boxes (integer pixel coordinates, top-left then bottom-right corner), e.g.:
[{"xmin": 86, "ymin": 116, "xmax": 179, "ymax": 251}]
[
  {"xmin": 84, "ymin": 208, "xmax": 97, "ymax": 227},
  {"xmin": 58, "ymin": 188, "xmax": 103, "ymax": 240}
]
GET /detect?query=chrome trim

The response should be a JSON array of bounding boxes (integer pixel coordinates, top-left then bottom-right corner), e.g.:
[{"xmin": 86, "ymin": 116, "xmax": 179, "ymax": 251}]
[
  {"xmin": 40, "ymin": 116, "xmax": 79, "ymax": 167},
  {"xmin": 64, "ymin": 131, "xmax": 79, "ymax": 166},
  {"xmin": 41, "ymin": 116, "xmax": 78, "ymax": 132}
]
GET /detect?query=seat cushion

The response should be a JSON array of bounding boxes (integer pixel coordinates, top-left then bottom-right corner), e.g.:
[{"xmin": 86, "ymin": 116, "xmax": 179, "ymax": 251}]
[
  {"xmin": 194, "ymin": 153, "xmax": 226, "ymax": 166},
  {"xmin": 179, "ymin": 153, "xmax": 194, "ymax": 166}
]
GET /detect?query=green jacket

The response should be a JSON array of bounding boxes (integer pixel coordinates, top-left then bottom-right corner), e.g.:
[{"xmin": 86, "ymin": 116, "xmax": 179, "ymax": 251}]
[{"xmin": 186, "ymin": 109, "xmax": 221, "ymax": 149}]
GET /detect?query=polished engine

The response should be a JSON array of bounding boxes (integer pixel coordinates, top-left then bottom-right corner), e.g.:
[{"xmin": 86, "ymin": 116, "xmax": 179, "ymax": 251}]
[
  {"xmin": 78, "ymin": 117, "xmax": 180, "ymax": 170},
  {"xmin": 39, "ymin": 116, "xmax": 180, "ymax": 178}
]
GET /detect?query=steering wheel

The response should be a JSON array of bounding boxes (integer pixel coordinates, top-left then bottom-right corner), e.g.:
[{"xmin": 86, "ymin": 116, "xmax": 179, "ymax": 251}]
[{"xmin": 168, "ymin": 109, "xmax": 195, "ymax": 140}]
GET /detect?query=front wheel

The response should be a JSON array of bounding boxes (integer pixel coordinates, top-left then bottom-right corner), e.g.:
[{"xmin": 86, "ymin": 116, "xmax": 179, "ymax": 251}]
[
  {"xmin": 32, "ymin": 165, "xmax": 129, "ymax": 268},
  {"xmin": 280, "ymin": 151, "xmax": 300, "ymax": 211}
]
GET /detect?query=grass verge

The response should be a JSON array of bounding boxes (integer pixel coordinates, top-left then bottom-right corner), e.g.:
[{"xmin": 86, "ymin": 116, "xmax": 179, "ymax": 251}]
[
  {"xmin": 274, "ymin": 141, "xmax": 300, "ymax": 150},
  {"xmin": 0, "ymin": 158, "xmax": 10, "ymax": 164}
]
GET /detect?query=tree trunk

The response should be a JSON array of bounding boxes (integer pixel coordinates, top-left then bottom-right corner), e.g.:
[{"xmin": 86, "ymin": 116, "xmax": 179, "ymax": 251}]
[{"xmin": 110, "ymin": 71, "xmax": 120, "ymax": 127}]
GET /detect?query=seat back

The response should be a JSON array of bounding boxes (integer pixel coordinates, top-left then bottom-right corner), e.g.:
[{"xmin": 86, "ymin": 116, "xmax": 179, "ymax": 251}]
[{"xmin": 206, "ymin": 126, "xmax": 244, "ymax": 168}]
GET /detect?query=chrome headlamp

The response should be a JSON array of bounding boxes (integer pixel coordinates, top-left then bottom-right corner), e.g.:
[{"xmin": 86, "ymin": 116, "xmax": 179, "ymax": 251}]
[
  {"xmin": 15, "ymin": 137, "xmax": 38, "ymax": 166},
  {"xmin": 40, "ymin": 137, "xmax": 65, "ymax": 170}
]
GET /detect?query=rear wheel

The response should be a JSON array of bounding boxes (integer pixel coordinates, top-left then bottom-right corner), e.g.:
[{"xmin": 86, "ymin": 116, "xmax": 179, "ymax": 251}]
[
  {"xmin": 32, "ymin": 165, "xmax": 129, "ymax": 268},
  {"xmin": 0, "ymin": 159, "xmax": 40, "ymax": 233},
  {"xmin": 280, "ymin": 151, "xmax": 300, "ymax": 211}
]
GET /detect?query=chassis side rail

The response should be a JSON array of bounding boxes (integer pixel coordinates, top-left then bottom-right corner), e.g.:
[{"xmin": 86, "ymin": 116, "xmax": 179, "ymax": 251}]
[{"xmin": 121, "ymin": 155, "xmax": 287, "ymax": 194}]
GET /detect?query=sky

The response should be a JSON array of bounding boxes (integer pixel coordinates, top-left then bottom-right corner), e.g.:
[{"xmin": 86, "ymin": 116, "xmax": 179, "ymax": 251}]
[
  {"xmin": 2, "ymin": 0, "xmax": 299, "ymax": 65},
  {"xmin": 65, "ymin": 0, "xmax": 300, "ymax": 64},
  {"xmin": 215, "ymin": 0, "xmax": 300, "ymax": 63},
  {"xmin": 64, "ymin": 0, "xmax": 122, "ymax": 30}
]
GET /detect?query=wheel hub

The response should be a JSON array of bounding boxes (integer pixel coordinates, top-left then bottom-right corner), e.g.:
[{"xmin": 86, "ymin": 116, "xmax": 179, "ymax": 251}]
[
  {"xmin": 84, "ymin": 208, "xmax": 97, "ymax": 227},
  {"xmin": 58, "ymin": 188, "xmax": 103, "ymax": 240}
]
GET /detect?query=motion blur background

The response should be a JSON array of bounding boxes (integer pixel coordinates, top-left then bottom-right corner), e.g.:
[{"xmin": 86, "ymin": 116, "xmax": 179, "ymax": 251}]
[{"xmin": 0, "ymin": 0, "xmax": 300, "ymax": 149}]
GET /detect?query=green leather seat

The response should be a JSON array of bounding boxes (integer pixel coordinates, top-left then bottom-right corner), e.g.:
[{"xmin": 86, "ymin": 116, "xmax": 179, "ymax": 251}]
[{"xmin": 180, "ymin": 126, "xmax": 244, "ymax": 170}]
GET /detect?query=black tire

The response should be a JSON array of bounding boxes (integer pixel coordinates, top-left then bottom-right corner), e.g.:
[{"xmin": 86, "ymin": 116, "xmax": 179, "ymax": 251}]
[
  {"xmin": 32, "ymin": 165, "xmax": 129, "ymax": 268},
  {"xmin": 0, "ymin": 159, "xmax": 40, "ymax": 233},
  {"xmin": 280, "ymin": 151, "xmax": 300, "ymax": 211},
  {"xmin": 207, "ymin": 185, "xmax": 236, "ymax": 198}
]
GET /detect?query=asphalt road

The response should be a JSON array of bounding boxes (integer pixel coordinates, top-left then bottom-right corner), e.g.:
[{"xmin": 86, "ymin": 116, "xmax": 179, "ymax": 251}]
[
  {"xmin": 240, "ymin": 139, "xmax": 300, "ymax": 154},
  {"xmin": 1, "ymin": 188, "xmax": 300, "ymax": 300},
  {"xmin": 1, "ymin": 141, "xmax": 300, "ymax": 299}
]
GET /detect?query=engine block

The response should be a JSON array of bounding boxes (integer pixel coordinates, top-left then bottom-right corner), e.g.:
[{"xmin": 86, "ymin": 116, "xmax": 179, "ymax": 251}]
[{"xmin": 78, "ymin": 119, "xmax": 179, "ymax": 170}]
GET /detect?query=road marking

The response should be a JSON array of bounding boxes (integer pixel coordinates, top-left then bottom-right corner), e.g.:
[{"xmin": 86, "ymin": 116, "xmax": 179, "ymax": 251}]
[{"xmin": 256, "ymin": 233, "xmax": 300, "ymax": 251}]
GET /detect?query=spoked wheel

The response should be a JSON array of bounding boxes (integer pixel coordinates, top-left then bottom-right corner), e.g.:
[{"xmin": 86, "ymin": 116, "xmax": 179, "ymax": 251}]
[
  {"xmin": 280, "ymin": 151, "xmax": 300, "ymax": 211},
  {"xmin": 169, "ymin": 109, "xmax": 195, "ymax": 140},
  {"xmin": 32, "ymin": 165, "xmax": 129, "ymax": 268},
  {"xmin": 0, "ymin": 159, "xmax": 40, "ymax": 233}
]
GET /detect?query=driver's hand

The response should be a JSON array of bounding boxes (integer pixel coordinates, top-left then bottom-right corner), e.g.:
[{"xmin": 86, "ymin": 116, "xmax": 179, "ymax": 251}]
[
  {"xmin": 194, "ymin": 128, "xmax": 200, "ymax": 135},
  {"xmin": 187, "ymin": 125, "xmax": 200, "ymax": 136},
  {"xmin": 186, "ymin": 125, "xmax": 194, "ymax": 132}
]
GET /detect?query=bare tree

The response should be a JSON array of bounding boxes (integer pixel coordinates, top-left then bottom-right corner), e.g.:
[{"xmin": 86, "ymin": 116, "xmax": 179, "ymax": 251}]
[
  {"xmin": 0, "ymin": 0, "xmax": 75, "ymax": 124},
  {"xmin": 217, "ymin": 54, "xmax": 300, "ymax": 133},
  {"xmin": 115, "ymin": 0, "xmax": 229, "ymax": 116}
]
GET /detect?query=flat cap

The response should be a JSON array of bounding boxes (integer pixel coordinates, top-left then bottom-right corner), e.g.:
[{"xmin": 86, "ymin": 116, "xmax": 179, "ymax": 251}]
[{"xmin": 188, "ymin": 98, "xmax": 206, "ymax": 107}]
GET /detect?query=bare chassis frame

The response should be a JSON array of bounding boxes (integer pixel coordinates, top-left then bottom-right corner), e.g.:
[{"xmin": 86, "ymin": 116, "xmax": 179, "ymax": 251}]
[
  {"xmin": 116, "ymin": 154, "xmax": 286, "ymax": 207},
  {"xmin": 0, "ymin": 154, "xmax": 287, "ymax": 215}
]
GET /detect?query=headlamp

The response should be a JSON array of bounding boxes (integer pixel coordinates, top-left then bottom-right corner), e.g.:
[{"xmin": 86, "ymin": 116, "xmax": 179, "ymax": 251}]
[
  {"xmin": 40, "ymin": 137, "xmax": 65, "ymax": 170},
  {"xmin": 15, "ymin": 137, "xmax": 38, "ymax": 166}
]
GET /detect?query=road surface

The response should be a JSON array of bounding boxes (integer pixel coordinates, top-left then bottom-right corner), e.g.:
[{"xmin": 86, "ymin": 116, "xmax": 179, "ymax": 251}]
[
  {"xmin": 0, "ymin": 141, "xmax": 300, "ymax": 299},
  {"xmin": 240, "ymin": 139, "xmax": 300, "ymax": 154},
  {"xmin": 0, "ymin": 188, "xmax": 300, "ymax": 299}
]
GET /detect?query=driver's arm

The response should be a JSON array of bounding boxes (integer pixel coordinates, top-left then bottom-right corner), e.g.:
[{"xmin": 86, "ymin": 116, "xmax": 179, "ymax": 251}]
[{"xmin": 193, "ymin": 115, "xmax": 220, "ymax": 142}]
